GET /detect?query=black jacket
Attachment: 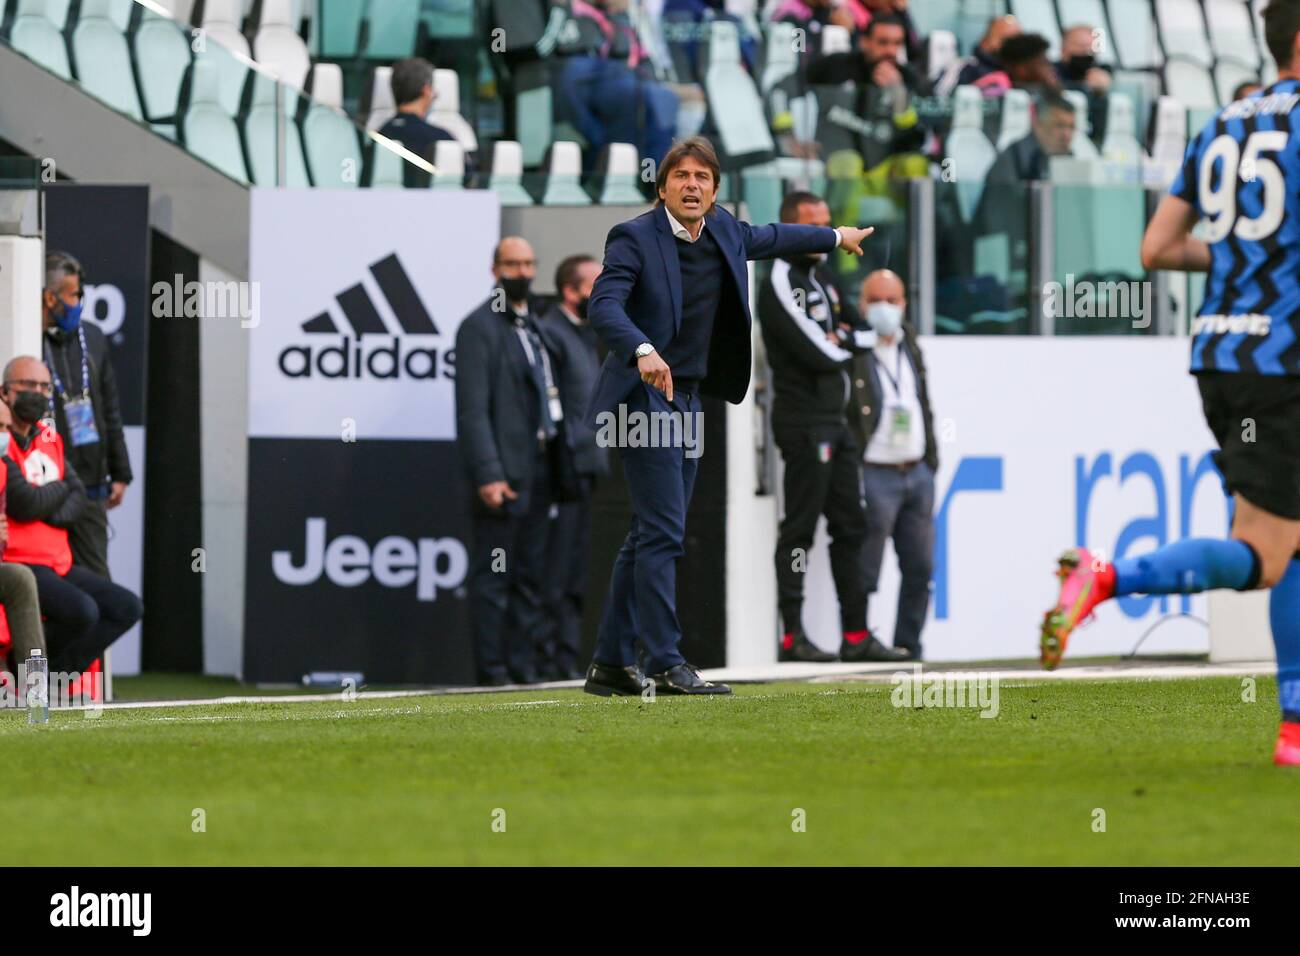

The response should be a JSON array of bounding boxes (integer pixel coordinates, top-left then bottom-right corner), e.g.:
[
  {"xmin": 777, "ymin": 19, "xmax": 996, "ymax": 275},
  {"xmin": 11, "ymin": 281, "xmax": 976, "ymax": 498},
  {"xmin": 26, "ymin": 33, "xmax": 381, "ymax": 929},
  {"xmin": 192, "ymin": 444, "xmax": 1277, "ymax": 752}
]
[
  {"xmin": 538, "ymin": 303, "xmax": 608, "ymax": 479},
  {"xmin": 454, "ymin": 292, "xmax": 553, "ymax": 504},
  {"xmin": 758, "ymin": 256, "xmax": 872, "ymax": 426},
  {"xmin": 847, "ymin": 322, "xmax": 938, "ymax": 471},
  {"xmin": 4, "ymin": 432, "xmax": 87, "ymax": 528},
  {"xmin": 42, "ymin": 321, "xmax": 132, "ymax": 490}
]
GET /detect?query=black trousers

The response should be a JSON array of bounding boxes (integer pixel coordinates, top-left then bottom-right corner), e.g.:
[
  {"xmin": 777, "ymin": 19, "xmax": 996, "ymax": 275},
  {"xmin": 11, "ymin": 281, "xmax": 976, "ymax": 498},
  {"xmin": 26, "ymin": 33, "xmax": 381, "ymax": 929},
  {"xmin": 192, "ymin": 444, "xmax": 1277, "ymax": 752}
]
[
  {"xmin": 773, "ymin": 418, "xmax": 868, "ymax": 635},
  {"xmin": 24, "ymin": 563, "xmax": 143, "ymax": 674},
  {"xmin": 541, "ymin": 480, "xmax": 593, "ymax": 676},
  {"xmin": 468, "ymin": 455, "xmax": 552, "ymax": 683},
  {"xmin": 69, "ymin": 496, "xmax": 111, "ymax": 579}
]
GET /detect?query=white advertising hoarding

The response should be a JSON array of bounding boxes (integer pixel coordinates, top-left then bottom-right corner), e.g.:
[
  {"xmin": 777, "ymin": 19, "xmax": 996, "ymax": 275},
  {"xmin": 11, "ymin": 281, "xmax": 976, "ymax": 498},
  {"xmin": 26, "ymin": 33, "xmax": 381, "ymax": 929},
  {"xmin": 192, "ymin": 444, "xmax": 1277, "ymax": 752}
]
[{"xmin": 800, "ymin": 337, "xmax": 1234, "ymax": 662}]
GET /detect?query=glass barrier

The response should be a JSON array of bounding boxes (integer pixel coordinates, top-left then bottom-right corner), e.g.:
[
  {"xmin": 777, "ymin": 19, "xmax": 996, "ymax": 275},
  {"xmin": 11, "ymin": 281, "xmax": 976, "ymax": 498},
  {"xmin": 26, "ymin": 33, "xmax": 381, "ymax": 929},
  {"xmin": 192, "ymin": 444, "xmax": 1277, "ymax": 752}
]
[
  {"xmin": 933, "ymin": 178, "xmax": 1032, "ymax": 334},
  {"xmin": 0, "ymin": 0, "xmax": 432, "ymax": 189},
  {"xmin": 1049, "ymin": 182, "xmax": 1153, "ymax": 335},
  {"xmin": 0, "ymin": 157, "xmax": 43, "ymax": 189}
]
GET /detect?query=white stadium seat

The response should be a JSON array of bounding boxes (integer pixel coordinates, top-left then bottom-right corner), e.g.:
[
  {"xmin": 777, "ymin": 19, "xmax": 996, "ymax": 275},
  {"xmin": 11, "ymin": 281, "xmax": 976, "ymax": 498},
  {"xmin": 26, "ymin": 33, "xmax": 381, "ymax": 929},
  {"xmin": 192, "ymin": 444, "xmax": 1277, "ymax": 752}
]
[
  {"xmin": 182, "ymin": 59, "xmax": 249, "ymax": 182},
  {"xmin": 429, "ymin": 69, "xmax": 478, "ymax": 153},
  {"xmin": 254, "ymin": 0, "xmax": 311, "ymax": 91},
  {"xmin": 946, "ymin": 86, "xmax": 997, "ymax": 221},
  {"xmin": 199, "ymin": 0, "xmax": 252, "ymax": 116},
  {"xmin": 10, "ymin": 0, "xmax": 72, "ymax": 80},
  {"xmin": 366, "ymin": 66, "xmax": 396, "ymax": 132},
  {"xmin": 997, "ymin": 88, "xmax": 1032, "ymax": 152},
  {"xmin": 71, "ymin": 0, "xmax": 143, "ymax": 120},
  {"xmin": 1063, "ymin": 89, "xmax": 1100, "ymax": 160},
  {"xmin": 488, "ymin": 140, "xmax": 534, "ymax": 206},
  {"xmin": 599, "ymin": 143, "xmax": 646, "ymax": 204},
  {"xmin": 1155, "ymin": 0, "xmax": 1213, "ymax": 69},
  {"xmin": 542, "ymin": 141, "xmax": 592, "ymax": 206},
  {"xmin": 432, "ymin": 139, "xmax": 465, "ymax": 190}
]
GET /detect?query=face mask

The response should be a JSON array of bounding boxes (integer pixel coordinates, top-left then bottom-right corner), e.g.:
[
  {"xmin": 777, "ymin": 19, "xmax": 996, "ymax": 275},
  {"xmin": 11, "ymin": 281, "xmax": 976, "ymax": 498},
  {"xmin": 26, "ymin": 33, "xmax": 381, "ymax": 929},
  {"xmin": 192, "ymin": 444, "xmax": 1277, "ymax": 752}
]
[
  {"xmin": 53, "ymin": 298, "xmax": 83, "ymax": 332},
  {"xmin": 500, "ymin": 276, "xmax": 532, "ymax": 303},
  {"xmin": 1062, "ymin": 54, "xmax": 1094, "ymax": 80},
  {"xmin": 866, "ymin": 301, "xmax": 904, "ymax": 338},
  {"xmin": 576, "ymin": 296, "xmax": 590, "ymax": 320},
  {"xmin": 10, "ymin": 389, "xmax": 49, "ymax": 426},
  {"xmin": 0, "ymin": 431, "xmax": 8, "ymax": 457}
]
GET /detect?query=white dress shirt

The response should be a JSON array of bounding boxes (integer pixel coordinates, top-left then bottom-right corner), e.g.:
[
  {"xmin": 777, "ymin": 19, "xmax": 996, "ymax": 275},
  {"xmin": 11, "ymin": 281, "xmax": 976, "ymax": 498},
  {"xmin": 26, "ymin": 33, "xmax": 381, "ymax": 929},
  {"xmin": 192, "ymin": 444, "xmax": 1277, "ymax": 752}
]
[{"xmin": 864, "ymin": 335, "xmax": 927, "ymax": 465}]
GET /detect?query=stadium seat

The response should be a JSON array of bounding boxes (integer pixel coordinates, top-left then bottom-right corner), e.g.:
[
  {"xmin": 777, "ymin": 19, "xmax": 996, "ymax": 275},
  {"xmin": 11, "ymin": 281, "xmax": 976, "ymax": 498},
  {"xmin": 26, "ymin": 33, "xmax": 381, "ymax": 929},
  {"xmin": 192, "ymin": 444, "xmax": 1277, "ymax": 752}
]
[
  {"xmin": 302, "ymin": 67, "xmax": 361, "ymax": 187},
  {"xmin": 10, "ymin": 0, "xmax": 72, "ymax": 81},
  {"xmin": 1145, "ymin": 96, "xmax": 1186, "ymax": 187},
  {"xmin": 541, "ymin": 141, "xmax": 592, "ymax": 205},
  {"xmin": 821, "ymin": 24, "xmax": 850, "ymax": 55},
  {"xmin": 42, "ymin": 0, "xmax": 68, "ymax": 28},
  {"xmin": 928, "ymin": 31, "xmax": 958, "ymax": 85},
  {"xmin": 704, "ymin": 19, "xmax": 775, "ymax": 164},
  {"xmin": 997, "ymin": 89, "xmax": 1032, "ymax": 152},
  {"xmin": 1215, "ymin": 59, "xmax": 1261, "ymax": 105},
  {"xmin": 133, "ymin": 5, "xmax": 191, "ymax": 131},
  {"xmin": 71, "ymin": 0, "xmax": 143, "ymax": 120},
  {"xmin": 424, "ymin": 0, "xmax": 474, "ymax": 39},
  {"xmin": 1154, "ymin": 0, "xmax": 1213, "ymax": 68},
  {"xmin": 1100, "ymin": 92, "xmax": 1147, "ymax": 165},
  {"xmin": 761, "ymin": 21, "xmax": 798, "ymax": 95},
  {"xmin": 432, "ymin": 138, "xmax": 465, "ymax": 189},
  {"xmin": 946, "ymin": 86, "xmax": 997, "ymax": 221},
  {"xmin": 367, "ymin": 135, "xmax": 407, "ymax": 189},
  {"xmin": 1164, "ymin": 57, "xmax": 1220, "ymax": 111},
  {"xmin": 198, "ymin": 0, "xmax": 251, "ymax": 117},
  {"xmin": 159, "ymin": 0, "xmax": 196, "ymax": 28},
  {"xmin": 366, "ymin": 66, "xmax": 395, "ymax": 131},
  {"xmin": 182, "ymin": 59, "xmax": 249, "ymax": 182},
  {"xmin": 243, "ymin": 72, "xmax": 310, "ymax": 186},
  {"xmin": 361, "ymin": 0, "xmax": 419, "ymax": 59},
  {"xmin": 488, "ymin": 140, "xmax": 534, "ymax": 206},
  {"xmin": 308, "ymin": 0, "xmax": 363, "ymax": 57},
  {"xmin": 1206, "ymin": 0, "xmax": 1262, "ymax": 68},
  {"xmin": 1107, "ymin": 0, "xmax": 1163, "ymax": 69},
  {"xmin": 909, "ymin": 0, "xmax": 960, "ymax": 39},
  {"xmin": 308, "ymin": 61, "xmax": 343, "ymax": 110},
  {"xmin": 255, "ymin": 0, "xmax": 311, "ymax": 91},
  {"xmin": 429, "ymin": 68, "xmax": 477, "ymax": 152},
  {"xmin": 1063, "ymin": 89, "xmax": 1100, "ymax": 160},
  {"xmin": 598, "ymin": 142, "xmax": 645, "ymax": 204},
  {"xmin": 1008, "ymin": 0, "xmax": 1061, "ymax": 60}
]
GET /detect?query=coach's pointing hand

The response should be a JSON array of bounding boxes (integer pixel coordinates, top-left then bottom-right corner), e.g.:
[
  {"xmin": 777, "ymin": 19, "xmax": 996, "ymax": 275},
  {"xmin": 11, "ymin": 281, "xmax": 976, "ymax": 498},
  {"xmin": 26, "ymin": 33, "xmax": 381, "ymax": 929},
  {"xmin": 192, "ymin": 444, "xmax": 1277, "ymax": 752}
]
[
  {"xmin": 638, "ymin": 349, "xmax": 673, "ymax": 402},
  {"xmin": 836, "ymin": 226, "xmax": 875, "ymax": 257}
]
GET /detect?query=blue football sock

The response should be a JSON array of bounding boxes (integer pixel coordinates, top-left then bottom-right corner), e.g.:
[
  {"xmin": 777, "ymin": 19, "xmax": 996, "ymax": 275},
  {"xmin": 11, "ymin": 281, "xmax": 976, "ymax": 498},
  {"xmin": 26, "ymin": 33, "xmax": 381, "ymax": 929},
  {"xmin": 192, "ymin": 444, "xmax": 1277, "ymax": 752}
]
[
  {"xmin": 1112, "ymin": 538, "xmax": 1258, "ymax": 596},
  {"xmin": 1270, "ymin": 559, "xmax": 1300, "ymax": 723}
]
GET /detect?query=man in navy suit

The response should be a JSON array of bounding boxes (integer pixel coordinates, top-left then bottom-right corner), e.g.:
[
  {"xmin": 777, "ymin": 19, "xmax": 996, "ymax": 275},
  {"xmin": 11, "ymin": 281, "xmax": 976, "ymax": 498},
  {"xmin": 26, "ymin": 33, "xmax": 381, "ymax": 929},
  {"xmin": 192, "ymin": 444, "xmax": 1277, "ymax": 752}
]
[{"xmin": 581, "ymin": 136, "xmax": 874, "ymax": 696}]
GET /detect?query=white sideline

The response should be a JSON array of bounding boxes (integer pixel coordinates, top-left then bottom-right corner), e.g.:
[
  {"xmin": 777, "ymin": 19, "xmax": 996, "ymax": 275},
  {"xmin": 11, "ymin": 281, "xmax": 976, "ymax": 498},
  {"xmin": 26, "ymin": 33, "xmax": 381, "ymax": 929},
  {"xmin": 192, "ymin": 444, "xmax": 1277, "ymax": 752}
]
[{"xmin": 51, "ymin": 659, "xmax": 1279, "ymax": 713}]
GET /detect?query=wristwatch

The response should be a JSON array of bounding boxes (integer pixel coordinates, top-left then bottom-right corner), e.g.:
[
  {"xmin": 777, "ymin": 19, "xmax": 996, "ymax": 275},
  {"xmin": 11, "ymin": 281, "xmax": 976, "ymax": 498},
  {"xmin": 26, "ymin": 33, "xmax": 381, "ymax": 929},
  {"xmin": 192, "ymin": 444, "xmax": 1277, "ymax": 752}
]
[{"xmin": 634, "ymin": 342, "xmax": 655, "ymax": 358}]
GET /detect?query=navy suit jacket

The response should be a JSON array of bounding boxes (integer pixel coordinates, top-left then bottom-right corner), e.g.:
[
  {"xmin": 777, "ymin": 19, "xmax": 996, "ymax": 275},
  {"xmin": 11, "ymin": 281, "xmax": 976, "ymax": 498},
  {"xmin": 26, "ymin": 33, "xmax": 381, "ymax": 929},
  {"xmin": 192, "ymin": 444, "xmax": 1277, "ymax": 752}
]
[{"xmin": 584, "ymin": 203, "xmax": 839, "ymax": 428}]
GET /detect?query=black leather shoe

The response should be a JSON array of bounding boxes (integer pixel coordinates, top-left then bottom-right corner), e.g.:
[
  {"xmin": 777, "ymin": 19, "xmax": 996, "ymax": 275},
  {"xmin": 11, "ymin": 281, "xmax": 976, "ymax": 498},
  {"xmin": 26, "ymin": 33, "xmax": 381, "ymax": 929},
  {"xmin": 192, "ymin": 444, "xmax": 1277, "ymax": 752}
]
[
  {"xmin": 583, "ymin": 661, "xmax": 650, "ymax": 697},
  {"xmin": 839, "ymin": 635, "xmax": 910, "ymax": 663},
  {"xmin": 649, "ymin": 663, "xmax": 732, "ymax": 695},
  {"xmin": 778, "ymin": 629, "xmax": 838, "ymax": 663}
]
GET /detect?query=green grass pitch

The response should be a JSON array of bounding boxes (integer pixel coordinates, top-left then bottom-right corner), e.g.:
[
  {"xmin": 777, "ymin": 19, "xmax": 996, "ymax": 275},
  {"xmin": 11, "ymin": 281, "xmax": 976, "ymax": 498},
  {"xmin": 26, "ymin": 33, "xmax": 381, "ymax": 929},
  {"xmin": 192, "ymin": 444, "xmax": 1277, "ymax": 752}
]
[{"xmin": 2, "ymin": 676, "xmax": 1294, "ymax": 865}]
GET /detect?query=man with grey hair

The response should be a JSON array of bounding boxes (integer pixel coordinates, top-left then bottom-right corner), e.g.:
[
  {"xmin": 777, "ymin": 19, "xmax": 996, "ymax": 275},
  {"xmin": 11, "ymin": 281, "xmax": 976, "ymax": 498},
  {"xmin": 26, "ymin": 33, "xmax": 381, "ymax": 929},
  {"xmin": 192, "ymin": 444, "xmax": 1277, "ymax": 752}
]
[
  {"xmin": 377, "ymin": 57, "xmax": 457, "ymax": 188},
  {"xmin": 41, "ymin": 251, "xmax": 133, "ymax": 580}
]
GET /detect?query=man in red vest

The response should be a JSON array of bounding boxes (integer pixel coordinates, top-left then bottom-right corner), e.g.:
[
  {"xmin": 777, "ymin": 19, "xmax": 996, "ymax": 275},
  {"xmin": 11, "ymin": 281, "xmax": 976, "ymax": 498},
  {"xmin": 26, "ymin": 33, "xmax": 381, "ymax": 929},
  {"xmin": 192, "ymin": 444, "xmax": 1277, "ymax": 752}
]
[{"xmin": 1, "ymin": 357, "xmax": 141, "ymax": 676}]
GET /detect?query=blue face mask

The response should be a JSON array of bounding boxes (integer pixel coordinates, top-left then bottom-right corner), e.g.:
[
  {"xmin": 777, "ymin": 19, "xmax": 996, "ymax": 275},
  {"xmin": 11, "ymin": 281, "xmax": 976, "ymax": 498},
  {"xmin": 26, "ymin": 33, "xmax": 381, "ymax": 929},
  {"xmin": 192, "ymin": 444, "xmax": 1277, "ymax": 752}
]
[{"xmin": 53, "ymin": 298, "xmax": 83, "ymax": 332}]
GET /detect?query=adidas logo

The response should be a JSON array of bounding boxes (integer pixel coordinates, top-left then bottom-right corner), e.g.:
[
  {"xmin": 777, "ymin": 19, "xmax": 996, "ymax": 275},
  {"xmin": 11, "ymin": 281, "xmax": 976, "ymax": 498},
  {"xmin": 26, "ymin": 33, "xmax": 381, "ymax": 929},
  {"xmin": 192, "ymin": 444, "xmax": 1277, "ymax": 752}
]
[{"xmin": 278, "ymin": 253, "xmax": 452, "ymax": 380}]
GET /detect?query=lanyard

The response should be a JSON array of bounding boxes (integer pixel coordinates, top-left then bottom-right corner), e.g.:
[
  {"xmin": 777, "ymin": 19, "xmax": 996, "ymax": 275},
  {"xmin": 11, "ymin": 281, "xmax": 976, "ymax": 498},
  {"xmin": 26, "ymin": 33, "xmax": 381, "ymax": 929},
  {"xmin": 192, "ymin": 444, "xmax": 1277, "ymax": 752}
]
[
  {"xmin": 876, "ymin": 343, "xmax": 906, "ymax": 399},
  {"xmin": 45, "ymin": 325, "xmax": 91, "ymax": 404}
]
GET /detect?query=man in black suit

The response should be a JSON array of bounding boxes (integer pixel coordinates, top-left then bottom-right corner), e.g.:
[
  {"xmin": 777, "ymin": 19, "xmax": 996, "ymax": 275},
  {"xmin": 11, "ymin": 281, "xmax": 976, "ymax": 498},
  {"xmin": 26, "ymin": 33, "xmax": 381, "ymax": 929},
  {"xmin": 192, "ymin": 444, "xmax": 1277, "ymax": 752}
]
[
  {"xmin": 454, "ymin": 236, "xmax": 560, "ymax": 686},
  {"xmin": 537, "ymin": 254, "xmax": 608, "ymax": 680}
]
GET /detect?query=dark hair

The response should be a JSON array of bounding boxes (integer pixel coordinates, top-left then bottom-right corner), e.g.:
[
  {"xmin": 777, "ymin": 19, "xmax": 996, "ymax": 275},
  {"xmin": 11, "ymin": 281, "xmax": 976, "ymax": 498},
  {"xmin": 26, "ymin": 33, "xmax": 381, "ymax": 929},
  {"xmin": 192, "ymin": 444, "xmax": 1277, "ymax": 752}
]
[
  {"xmin": 999, "ymin": 32, "xmax": 1051, "ymax": 65},
  {"xmin": 779, "ymin": 190, "xmax": 826, "ymax": 223},
  {"xmin": 390, "ymin": 57, "xmax": 434, "ymax": 107},
  {"xmin": 44, "ymin": 250, "xmax": 82, "ymax": 293},
  {"xmin": 1035, "ymin": 91, "xmax": 1076, "ymax": 119},
  {"xmin": 1232, "ymin": 80, "xmax": 1262, "ymax": 101},
  {"xmin": 864, "ymin": 13, "xmax": 906, "ymax": 37},
  {"xmin": 1264, "ymin": 0, "xmax": 1300, "ymax": 71},
  {"xmin": 654, "ymin": 136, "xmax": 721, "ymax": 205},
  {"xmin": 555, "ymin": 254, "xmax": 597, "ymax": 294}
]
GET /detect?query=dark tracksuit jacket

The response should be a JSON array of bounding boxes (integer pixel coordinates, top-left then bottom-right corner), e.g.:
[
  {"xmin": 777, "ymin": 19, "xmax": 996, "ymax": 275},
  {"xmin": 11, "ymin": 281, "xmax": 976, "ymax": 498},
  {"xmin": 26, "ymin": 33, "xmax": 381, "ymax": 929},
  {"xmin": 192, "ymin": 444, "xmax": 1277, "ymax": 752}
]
[{"xmin": 758, "ymin": 255, "xmax": 874, "ymax": 633}]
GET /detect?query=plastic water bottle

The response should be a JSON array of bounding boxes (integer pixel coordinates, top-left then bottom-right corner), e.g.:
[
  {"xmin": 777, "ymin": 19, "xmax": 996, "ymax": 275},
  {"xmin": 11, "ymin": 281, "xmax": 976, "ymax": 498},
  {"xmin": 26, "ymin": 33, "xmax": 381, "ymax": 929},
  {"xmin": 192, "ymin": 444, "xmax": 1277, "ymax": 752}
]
[{"xmin": 25, "ymin": 649, "xmax": 48, "ymax": 725}]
